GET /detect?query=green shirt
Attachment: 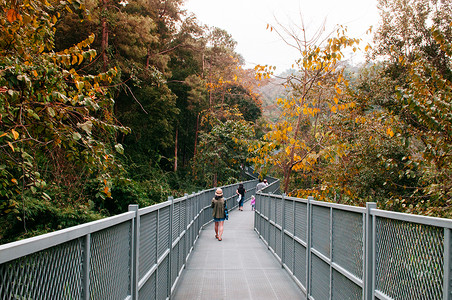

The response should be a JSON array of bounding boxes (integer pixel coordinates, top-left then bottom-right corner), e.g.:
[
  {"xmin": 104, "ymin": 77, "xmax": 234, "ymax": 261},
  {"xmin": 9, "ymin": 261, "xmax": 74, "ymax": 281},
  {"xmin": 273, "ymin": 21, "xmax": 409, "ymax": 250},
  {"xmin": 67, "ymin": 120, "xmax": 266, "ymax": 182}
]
[{"xmin": 211, "ymin": 197, "xmax": 226, "ymax": 219}]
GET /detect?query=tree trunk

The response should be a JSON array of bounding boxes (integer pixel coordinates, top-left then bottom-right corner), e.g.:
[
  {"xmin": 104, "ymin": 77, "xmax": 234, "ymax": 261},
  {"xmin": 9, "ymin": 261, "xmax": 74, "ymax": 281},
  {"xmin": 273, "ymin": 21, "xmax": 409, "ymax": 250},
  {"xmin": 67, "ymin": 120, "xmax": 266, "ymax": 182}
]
[
  {"xmin": 101, "ymin": 0, "xmax": 109, "ymax": 72},
  {"xmin": 174, "ymin": 127, "xmax": 178, "ymax": 172},
  {"xmin": 194, "ymin": 112, "xmax": 199, "ymax": 156}
]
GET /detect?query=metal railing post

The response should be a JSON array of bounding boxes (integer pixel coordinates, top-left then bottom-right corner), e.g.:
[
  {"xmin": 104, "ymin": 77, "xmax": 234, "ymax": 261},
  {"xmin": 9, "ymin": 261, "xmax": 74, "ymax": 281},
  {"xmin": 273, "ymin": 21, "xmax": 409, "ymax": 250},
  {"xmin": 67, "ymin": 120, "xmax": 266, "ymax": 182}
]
[
  {"xmin": 168, "ymin": 196, "xmax": 174, "ymax": 299},
  {"xmin": 184, "ymin": 193, "xmax": 190, "ymax": 267},
  {"xmin": 365, "ymin": 202, "xmax": 377, "ymax": 300},
  {"xmin": 281, "ymin": 193, "xmax": 286, "ymax": 268},
  {"xmin": 444, "ymin": 228, "xmax": 451, "ymax": 300},
  {"xmin": 306, "ymin": 196, "xmax": 313, "ymax": 297},
  {"xmin": 128, "ymin": 204, "xmax": 140, "ymax": 300},
  {"xmin": 83, "ymin": 234, "xmax": 91, "ymax": 300}
]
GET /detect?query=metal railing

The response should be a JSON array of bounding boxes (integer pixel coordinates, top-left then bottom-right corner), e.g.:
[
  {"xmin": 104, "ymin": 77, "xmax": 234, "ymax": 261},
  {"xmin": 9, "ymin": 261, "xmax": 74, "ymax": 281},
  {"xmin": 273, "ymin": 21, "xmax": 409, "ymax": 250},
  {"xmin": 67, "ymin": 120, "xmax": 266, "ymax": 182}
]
[
  {"xmin": 3, "ymin": 176, "xmax": 449, "ymax": 300},
  {"xmin": 0, "ymin": 179, "xmax": 258, "ymax": 300},
  {"xmin": 254, "ymin": 184, "xmax": 452, "ymax": 300}
]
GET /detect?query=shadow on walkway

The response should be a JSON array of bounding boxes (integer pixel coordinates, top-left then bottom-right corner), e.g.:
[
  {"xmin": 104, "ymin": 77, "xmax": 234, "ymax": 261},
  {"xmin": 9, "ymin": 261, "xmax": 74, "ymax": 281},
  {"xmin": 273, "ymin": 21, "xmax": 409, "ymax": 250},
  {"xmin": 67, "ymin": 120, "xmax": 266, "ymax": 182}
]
[{"xmin": 172, "ymin": 204, "xmax": 305, "ymax": 300}]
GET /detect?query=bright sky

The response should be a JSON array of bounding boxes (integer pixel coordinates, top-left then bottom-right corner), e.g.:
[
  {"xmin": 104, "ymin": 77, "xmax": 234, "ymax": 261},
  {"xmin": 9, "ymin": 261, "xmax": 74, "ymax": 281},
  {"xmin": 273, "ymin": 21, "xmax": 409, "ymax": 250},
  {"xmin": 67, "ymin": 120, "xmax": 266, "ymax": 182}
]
[{"xmin": 183, "ymin": 0, "xmax": 380, "ymax": 73}]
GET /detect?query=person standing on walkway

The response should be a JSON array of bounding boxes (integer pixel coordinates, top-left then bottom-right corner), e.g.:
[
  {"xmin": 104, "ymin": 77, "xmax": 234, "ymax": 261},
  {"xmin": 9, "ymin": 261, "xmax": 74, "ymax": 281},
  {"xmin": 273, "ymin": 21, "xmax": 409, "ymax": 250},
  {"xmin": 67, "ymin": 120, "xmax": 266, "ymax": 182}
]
[
  {"xmin": 236, "ymin": 183, "xmax": 246, "ymax": 211},
  {"xmin": 250, "ymin": 195, "xmax": 255, "ymax": 211},
  {"xmin": 256, "ymin": 179, "xmax": 266, "ymax": 191},
  {"xmin": 211, "ymin": 188, "xmax": 227, "ymax": 241}
]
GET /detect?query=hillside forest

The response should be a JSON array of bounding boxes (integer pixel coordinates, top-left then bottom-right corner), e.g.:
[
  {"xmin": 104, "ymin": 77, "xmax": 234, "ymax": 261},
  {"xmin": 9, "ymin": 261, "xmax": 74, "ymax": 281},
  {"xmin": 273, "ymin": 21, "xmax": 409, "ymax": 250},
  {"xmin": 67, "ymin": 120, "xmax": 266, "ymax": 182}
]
[{"xmin": 1, "ymin": 0, "xmax": 451, "ymax": 243}]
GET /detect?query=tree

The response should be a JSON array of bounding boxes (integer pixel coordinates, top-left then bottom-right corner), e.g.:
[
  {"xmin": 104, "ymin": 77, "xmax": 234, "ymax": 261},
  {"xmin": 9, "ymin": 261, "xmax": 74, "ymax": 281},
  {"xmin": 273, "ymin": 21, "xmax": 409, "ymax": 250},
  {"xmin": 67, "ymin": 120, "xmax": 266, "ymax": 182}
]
[
  {"xmin": 250, "ymin": 20, "xmax": 359, "ymax": 194},
  {"xmin": 0, "ymin": 0, "xmax": 128, "ymax": 241},
  {"xmin": 192, "ymin": 105, "xmax": 255, "ymax": 187}
]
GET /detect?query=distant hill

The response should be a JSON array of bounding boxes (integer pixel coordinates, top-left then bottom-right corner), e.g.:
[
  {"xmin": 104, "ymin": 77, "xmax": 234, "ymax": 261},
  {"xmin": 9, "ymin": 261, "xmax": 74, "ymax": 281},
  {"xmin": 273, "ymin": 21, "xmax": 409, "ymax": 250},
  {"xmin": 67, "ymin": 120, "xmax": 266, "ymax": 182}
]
[{"xmin": 256, "ymin": 69, "xmax": 297, "ymax": 122}]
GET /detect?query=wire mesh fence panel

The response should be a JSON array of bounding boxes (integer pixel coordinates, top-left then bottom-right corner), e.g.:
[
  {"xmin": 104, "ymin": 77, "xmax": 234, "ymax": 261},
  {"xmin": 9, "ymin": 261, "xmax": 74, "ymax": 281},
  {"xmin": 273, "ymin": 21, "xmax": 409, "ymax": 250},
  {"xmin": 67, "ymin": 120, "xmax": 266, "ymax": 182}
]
[
  {"xmin": 157, "ymin": 207, "xmax": 170, "ymax": 260},
  {"xmin": 332, "ymin": 209, "xmax": 364, "ymax": 280},
  {"xmin": 138, "ymin": 271, "xmax": 156, "ymax": 300},
  {"xmin": 294, "ymin": 201, "xmax": 307, "ymax": 243},
  {"xmin": 284, "ymin": 199, "xmax": 295, "ymax": 235},
  {"xmin": 263, "ymin": 215, "xmax": 269, "ymax": 243},
  {"xmin": 311, "ymin": 205, "xmax": 331, "ymax": 259},
  {"xmin": 0, "ymin": 238, "xmax": 84, "ymax": 300},
  {"xmin": 179, "ymin": 235, "xmax": 185, "ymax": 272},
  {"xmin": 294, "ymin": 239, "xmax": 307, "ymax": 289},
  {"xmin": 171, "ymin": 243, "xmax": 179, "ymax": 285},
  {"xmin": 311, "ymin": 254, "xmax": 330, "ymax": 300},
  {"xmin": 276, "ymin": 227, "xmax": 282, "ymax": 259},
  {"xmin": 269, "ymin": 197, "xmax": 276, "ymax": 223},
  {"xmin": 375, "ymin": 217, "xmax": 444, "ymax": 300},
  {"xmin": 284, "ymin": 233, "xmax": 294, "ymax": 272},
  {"xmin": 180, "ymin": 200, "xmax": 186, "ymax": 236},
  {"xmin": 139, "ymin": 211, "xmax": 158, "ymax": 280},
  {"xmin": 332, "ymin": 269, "xmax": 362, "ymax": 300},
  {"xmin": 269, "ymin": 224, "xmax": 276, "ymax": 251},
  {"xmin": 172, "ymin": 202, "xmax": 180, "ymax": 242},
  {"xmin": 275, "ymin": 198, "xmax": 283, "ymax": 226},
  {"xmin": 89, "ymin": 221, "xmax": 132, "ymax": 300},
  {"xmin": 156, "ymin": 256, "xmax": 169, "ymax": 300}
]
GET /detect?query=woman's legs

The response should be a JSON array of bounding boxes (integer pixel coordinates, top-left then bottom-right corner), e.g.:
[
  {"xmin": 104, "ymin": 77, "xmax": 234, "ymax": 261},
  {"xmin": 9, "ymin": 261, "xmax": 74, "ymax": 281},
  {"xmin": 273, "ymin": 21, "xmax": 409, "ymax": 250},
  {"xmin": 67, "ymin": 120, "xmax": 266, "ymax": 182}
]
[
  {"xmin": 218, "ymin": 221, "xmax": 224, "ymax": 240},
  {"xmin": 214, "ymin": 221, "xmax": 219, "ymax": 238}
]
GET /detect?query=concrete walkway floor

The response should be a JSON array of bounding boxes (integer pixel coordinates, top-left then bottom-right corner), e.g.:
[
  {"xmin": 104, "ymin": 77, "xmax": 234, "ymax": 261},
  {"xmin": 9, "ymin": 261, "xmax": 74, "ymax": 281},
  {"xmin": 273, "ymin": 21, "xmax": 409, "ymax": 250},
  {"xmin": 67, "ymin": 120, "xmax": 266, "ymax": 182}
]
[{"xmin": 172, "ymin": 205, "xmax": 305, "ymax": 300}]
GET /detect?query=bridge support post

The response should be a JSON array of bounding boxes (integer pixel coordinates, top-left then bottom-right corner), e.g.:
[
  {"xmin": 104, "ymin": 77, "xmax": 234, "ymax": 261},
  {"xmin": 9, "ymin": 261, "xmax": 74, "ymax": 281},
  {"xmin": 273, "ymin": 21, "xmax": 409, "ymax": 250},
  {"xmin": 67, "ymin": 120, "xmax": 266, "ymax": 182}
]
[
  {"xmin": 168, "ymin": 196, "xmax": 174, "ymax": 299},
  {"xmin": 281, "ymin": 193, "xmax": 286, "ymax": 268},
  {"xmin": 82, "ymin": 234, "xmax": 91, "ymax": 300},
  {"xmin": 306, "ymin": 196, "xmax": 313, "ymax": 298},
  {"xmin": 365, "ymin": 202, "xmax": 376, "ymax": 300},
  {"xmin": 128, "ymin": 204, "xmax": 140, "ymax": 300},
  {"xmin": 444, "ymin": 228, "xmax": 452, "ymax": 300}
]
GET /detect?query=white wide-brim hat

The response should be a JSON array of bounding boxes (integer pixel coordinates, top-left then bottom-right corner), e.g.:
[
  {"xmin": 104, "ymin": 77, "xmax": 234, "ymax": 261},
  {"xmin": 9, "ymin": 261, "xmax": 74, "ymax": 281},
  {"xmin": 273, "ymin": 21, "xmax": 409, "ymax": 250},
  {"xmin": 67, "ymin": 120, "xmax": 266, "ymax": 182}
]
[{"xmin": 215, "ymin": 188, "xmax": 223, "ymax": 196}]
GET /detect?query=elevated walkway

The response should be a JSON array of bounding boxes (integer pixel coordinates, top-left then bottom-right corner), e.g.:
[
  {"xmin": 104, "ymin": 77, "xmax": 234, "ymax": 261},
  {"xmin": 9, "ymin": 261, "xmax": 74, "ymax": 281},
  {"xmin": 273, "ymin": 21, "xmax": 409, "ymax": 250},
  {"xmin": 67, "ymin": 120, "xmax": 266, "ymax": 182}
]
[
  {"xmin": 173, "ymin": 206, "xmax": 304, "ymax": 299},
  {"xmin": 1, "ymin": 178, "xmax": 451, "ymax": 299}
]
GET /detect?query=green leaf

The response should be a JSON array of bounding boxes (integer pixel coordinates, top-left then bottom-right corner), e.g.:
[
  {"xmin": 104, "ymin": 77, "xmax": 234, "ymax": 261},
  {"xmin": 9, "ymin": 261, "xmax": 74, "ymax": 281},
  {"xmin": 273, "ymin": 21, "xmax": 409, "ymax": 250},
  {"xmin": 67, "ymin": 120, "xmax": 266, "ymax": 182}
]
[{"xmin": 47, "ymin": 107, "xmax": 55, "ymax": 117}]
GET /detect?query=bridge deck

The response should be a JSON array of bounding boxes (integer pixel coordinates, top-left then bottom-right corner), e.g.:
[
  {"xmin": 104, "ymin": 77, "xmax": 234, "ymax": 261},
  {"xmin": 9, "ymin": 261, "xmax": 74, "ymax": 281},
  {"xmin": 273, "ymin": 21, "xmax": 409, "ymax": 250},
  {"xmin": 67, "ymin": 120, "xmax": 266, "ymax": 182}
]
[{"xmin": 172, "ymin": 205, "xmax": 305, "ymax": 300}]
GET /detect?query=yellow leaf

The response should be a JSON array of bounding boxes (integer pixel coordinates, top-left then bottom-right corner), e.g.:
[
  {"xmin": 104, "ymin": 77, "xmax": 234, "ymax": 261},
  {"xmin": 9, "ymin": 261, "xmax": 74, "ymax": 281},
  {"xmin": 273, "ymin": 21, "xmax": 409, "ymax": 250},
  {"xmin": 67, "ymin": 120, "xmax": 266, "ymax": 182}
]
[
  {"xmin": 7, "ymin": 141, "xmax": 14, "ymax": 152},
  {"xmin": 32, "ymin": 70, "xmax": 38, "ymax": 77},
  {"xmin": 387, "ymin": 127, "xmax": 394, "ymax": 137},
  {"xmin": 11, "ymin": 129, "xmax": 19, "ymax": 140},
  {"xmin": 0, "ymin": 132, "xmax": 7, "ymax": 138},
  {"xmin": 11, "ymin": 178, "xmax": 18, "ymax": 184},
  {"xmin": 104, "ymin": 186, "xmax": 109, "ymax": 194},
  {"xmin": 334, "ymin": 97, "xmax": 338, "ymax": 104},
  {"xmin": 331, "ymin": 106, "xmax": 337, "ymax": 113}
]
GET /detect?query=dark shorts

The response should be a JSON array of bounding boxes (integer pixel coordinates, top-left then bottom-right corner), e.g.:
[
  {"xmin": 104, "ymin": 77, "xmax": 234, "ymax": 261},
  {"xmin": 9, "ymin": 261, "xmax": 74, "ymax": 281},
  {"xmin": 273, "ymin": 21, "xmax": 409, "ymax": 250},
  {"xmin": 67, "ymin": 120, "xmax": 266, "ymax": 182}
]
[{"xmin": 214, "ymin": 218, "xmax": 226, "ymax": 222}]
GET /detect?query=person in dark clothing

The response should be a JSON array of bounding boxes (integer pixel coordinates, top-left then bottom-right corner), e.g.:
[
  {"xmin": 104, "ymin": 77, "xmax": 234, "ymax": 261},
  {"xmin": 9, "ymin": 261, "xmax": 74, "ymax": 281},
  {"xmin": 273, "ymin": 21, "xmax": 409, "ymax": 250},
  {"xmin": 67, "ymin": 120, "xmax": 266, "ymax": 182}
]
[
  {"xmin": 236, "ymin": 183, "xmax": 246, "ymax": 211},
  {"xmin": 211, "ymin": 188, "xmax": 227, "ymax": 241}
]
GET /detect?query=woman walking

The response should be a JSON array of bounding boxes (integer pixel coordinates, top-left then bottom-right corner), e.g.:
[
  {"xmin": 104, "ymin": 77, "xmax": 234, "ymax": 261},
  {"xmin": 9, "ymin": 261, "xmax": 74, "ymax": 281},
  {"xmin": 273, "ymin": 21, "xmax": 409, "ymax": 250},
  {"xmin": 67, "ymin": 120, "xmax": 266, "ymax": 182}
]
[
  {"xmin": 236, "ymin": 183, "xmax": 246, "ymax": 211},
  {"xmin": 211, "ymin": 188, "xmax": 227, "ymax": 241}
]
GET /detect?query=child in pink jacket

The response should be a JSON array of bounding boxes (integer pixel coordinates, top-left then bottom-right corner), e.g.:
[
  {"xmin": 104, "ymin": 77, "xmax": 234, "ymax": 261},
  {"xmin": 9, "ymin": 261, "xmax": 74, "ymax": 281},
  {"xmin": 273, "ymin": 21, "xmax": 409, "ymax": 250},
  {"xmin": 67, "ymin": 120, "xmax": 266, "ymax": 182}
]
[{"xmin": 250, "ymin": 195, "xmax": 256, "ymax": 211}]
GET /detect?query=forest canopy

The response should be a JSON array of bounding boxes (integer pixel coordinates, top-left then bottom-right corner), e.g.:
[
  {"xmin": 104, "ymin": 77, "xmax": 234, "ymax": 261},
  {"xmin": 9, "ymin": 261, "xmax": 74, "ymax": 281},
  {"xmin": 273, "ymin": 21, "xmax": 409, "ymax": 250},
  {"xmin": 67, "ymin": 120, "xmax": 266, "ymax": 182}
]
[{"xmin": 1, "ymin": 0, "xmax": 451, "ymax": 243}]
